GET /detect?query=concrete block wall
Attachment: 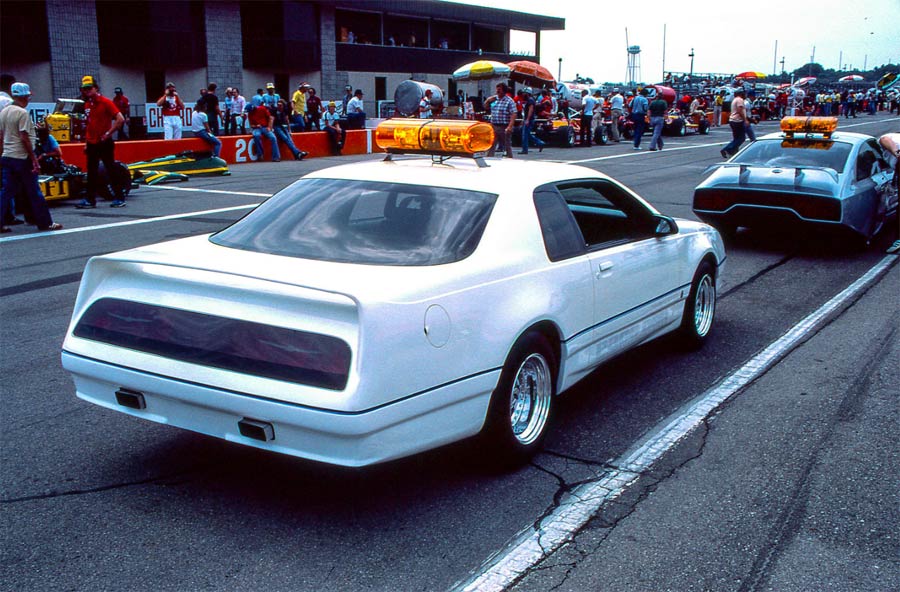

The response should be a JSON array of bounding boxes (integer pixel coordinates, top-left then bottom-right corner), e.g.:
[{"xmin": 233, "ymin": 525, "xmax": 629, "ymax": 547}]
[
  {"xmin": 318, "ymin": 4, "xmax": 347, "ymax": 105},
  {"xmin": 205, "ymin": 1, "xmax": 244, "ymax": 92},
  {"xmin": 46, "ymin": 0, "xmax": 101, "ymax": 99}
]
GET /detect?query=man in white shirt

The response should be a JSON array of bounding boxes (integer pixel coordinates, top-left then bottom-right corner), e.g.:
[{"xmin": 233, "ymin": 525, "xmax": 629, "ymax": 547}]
[
  {"xmin": 418, "ymin": 89, "xmax": 433, "ymax": 118},
  {"xmin": 191, "ymin": 102, "xmax": 221, "ymax": 157},
  {"xmin": 345, "ymin": 89, "xmax": 365, "ymax": 129},
  {"xmin": 0, "ymin": 82, "xmax": 62, "ymax": 232},
  {"xmin": 579, "ymin": 90, "xmax": 597, "ymax": 147},
  {"xmin": 609, "ymin": 91, "xmax": 624, "ymax": 142}
]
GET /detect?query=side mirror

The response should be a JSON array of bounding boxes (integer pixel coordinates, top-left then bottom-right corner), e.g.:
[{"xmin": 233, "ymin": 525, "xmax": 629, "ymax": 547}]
[{"xmin": 653, "ymin": 215, "xmax": 678, "ymax": 236}]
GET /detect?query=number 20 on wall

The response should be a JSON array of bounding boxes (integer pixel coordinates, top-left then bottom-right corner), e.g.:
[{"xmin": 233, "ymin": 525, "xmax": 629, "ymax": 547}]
[{"xmin": 234, "ymin": 139, "xmax": 260, "ymax": 162}]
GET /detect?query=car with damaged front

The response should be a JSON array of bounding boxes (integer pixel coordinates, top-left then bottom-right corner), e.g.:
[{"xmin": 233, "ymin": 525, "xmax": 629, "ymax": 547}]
[
  {"xmin": 693, "ymin": 116, "xmax": 897, "ymax": 241},
  {"xmin": 62, "ymin": 119, "xmax": 725, "ymax": 468}
]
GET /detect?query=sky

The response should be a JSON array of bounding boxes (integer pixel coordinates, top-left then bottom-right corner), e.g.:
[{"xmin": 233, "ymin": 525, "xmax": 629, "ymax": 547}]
[{"xmin": 444, "ymin": 0, "xmax": 899, "ymax": 84}]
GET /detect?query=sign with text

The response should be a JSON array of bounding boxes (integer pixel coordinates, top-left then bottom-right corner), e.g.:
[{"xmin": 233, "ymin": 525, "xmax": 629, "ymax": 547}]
[
  {"xmin": 145, "ymin": 104, "xmax": 225, "ymax": 133},
  {"xmin": 28, "ymin": 103, "xmax": 56, "ymax": 124}
]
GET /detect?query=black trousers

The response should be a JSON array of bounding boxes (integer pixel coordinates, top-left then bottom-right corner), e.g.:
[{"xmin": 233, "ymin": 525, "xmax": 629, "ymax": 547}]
[{"xmin": 86, "ymin": 138, "xmax": 120, "ymax": 204}]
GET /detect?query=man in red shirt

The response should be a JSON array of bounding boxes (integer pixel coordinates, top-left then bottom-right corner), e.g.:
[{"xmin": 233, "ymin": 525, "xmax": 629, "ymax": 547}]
[
  {"xmin": 112, "ymin": 87, "xmax": 130, "ymax": 140},
  {"xmin": 76, "ymin": 75, "xmax": 126, "ymax": 208}
]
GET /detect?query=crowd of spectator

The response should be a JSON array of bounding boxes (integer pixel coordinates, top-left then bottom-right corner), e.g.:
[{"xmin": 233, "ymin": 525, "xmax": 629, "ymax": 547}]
[{"xmin": 150, "ymin": 80, "xmax": 370, "ymax": 160}]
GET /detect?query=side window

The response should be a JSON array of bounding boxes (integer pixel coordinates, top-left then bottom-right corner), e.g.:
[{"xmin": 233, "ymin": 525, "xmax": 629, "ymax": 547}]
[
  {"xmin": 533, "ymin": 188, "xmax": 586, "ymax": 261},
  {"xmin": 865, "ymin": 139, "xmax": 891, "ymax": 173},
  {"xmin": 855, "ymin": 145, "xmax": 878, "ymax": 182},
  {"xmin": 556, "ymin": 180, "xmax": 654, "ymax": 248}
]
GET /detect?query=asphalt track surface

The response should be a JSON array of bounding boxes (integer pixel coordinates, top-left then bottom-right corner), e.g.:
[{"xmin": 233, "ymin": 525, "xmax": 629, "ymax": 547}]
[{"xmin": 1, "ymin": 114, "xmax": 897, "ymax": 591}]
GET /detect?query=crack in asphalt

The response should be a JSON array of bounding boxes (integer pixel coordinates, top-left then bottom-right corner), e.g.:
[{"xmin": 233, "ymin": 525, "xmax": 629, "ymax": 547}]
[
  {"xmin": 0, "ymin": 465, "xmax": 209, "ymax": 504},
  {"xmin": 720, "ymin": 253, "xmax": 795, "ymax": 299},
  {"xmin": 510, "ymin": 422, "xmax": 711, "ymax": 591},
  {"xmin": 739, "ymin": 317, "xmax": 899, "ymax": 592}
]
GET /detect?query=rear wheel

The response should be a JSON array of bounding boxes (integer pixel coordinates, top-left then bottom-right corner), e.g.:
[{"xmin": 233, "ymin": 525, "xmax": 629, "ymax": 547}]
[
  {"xmin": 678, "ymin": 261, "xmax": 717, "ymax": 349},
  {"xmin": 482, "ymin": 333, "xmax": 556, "ymax": 465}
]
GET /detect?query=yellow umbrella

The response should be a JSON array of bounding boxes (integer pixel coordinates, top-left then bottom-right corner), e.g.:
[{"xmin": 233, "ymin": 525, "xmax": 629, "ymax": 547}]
[{"xmin": 452, "ymin": 60, "xmax": 511, "ymax": 81}]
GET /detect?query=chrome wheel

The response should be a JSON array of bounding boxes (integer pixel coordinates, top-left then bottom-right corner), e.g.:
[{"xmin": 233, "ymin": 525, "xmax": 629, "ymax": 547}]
[
  {"xmin": 693, "ymin": 274, "xmax": 715, "ymax": 337},
  {"xmin": 508, "ymin": 353, "xmax": 552, "ymax": 445}
]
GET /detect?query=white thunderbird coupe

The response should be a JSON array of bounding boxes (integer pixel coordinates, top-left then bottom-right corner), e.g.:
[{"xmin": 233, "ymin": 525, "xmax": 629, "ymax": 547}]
[{"xmin": 62, "ymin": 120, "xmax": 725, "ymax": 467}]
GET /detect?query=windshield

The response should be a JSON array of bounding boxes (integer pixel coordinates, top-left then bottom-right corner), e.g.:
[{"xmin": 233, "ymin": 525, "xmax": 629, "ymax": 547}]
[
  {"xmin": 731, "ymin": 139, "xmax": 852, "ymax": 173},
  {"xmin": 211, "ymin": 178, "xmax": 497, "ymax": 266}
]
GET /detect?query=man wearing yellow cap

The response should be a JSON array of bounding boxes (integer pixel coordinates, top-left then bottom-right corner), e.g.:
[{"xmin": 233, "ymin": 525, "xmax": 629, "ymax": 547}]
[
  {"xmin": 291, "ymin": 83, "xmax": 309, "ymax": 131},
  {"xmin": 77, "ymin": 75, "xmax": 126, "ymax": 209}
]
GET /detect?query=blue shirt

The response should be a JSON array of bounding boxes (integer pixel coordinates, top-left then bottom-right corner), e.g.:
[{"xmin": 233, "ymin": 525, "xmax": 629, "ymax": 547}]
[{"xmin": 630, "ymin": 95, "xmax": 649, "ymax": 114}]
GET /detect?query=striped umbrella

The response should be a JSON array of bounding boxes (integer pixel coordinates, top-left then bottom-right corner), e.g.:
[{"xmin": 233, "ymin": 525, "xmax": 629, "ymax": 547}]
[
  {"xmin": 736, "ymin": 71, "xmax": 766, "ymax": 80},
  {"xmin": 452, "ymin": 60, "xmax": 511, "ymax": 81},
  {"xmin": 838, "ymin": 74, "xmax": 864, "ymax": 83}
]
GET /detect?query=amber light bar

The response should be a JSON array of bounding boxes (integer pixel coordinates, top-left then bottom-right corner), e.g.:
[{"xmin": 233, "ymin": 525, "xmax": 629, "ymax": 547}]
[
  {"xmin": 780, "ymin": 116, "xmax": 838, "ymax": 138},
  {"xmin": 375, "ymin": 119, "xmax": 495, "ymax": 156}
]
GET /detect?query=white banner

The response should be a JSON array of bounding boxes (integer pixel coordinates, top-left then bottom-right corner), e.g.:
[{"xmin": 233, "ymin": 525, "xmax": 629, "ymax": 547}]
[{"xmin": 145, "ymin": 104, "xmax": 225, "ymax": 133}]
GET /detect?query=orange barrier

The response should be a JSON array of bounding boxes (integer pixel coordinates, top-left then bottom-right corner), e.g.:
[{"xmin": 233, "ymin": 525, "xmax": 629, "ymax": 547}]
[{"xmin": 59, "ymin": 129, "xmax": 380, "ymax": 169}]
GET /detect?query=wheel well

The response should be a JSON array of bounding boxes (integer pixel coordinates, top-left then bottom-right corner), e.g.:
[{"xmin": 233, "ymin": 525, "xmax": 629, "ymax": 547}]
[
  {"xmin": 700, "ymin": 253, "xmax": 719, "ymax": 277},
  {"xmin": 519, "ymin": 321, "xmax": 562, "ymax": 375}
]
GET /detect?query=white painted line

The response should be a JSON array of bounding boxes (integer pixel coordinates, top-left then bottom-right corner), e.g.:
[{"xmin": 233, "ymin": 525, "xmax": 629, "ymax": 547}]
[
  {"xmin": 453, "ymin": 254, "xmax": 898, "ymax": 592},
  {"xmin": 0, "ymin": 202, "xmax": 261, "ymax": 243},
  {"xmin": 140, "ymin": 185, "xmax": 270, "ymax": 198},
  {"xmin": 562, "ymin": 141, "xmax": 724, "ymax": 164},
  {"xmin": 558, "ymin": 116, "xmax": 900, "ymax": 165}
]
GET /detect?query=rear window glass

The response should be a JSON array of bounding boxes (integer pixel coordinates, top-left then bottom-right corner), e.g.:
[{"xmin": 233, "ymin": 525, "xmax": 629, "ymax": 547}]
[
  {"xmin": 732, "ymin": 139, "xmax": 852, "ymax": 173},
  {"xmin": 211, "ymin": 178, "xmax": 497, "ymax": 266}
]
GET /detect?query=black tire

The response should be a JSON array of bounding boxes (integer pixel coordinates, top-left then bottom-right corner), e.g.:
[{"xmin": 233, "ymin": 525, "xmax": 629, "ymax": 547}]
[
  {"xmin": 623, "ymin": 127, "xmax": 633, "ymax": 140},
  {"xmin": 699, "ymin": 120, "xmax": 710, "ymax": 135},
  {"xmin": 677, "ymin": 121, "xmax": 686, "ymax": 136},
  {"xmin": 555, "ymin": 126, "xmax": 575, "ymax": 148},
  {"xmin": 678, "ymin": 261, "xmax": 717, "ymax": 349},
  {"xmin": 594, "ymin": 125, "xmax": 608, "ymax": 145},
  {"xmin": 481, "ymin": 333, "xmax": 556, "ymax": 465}
]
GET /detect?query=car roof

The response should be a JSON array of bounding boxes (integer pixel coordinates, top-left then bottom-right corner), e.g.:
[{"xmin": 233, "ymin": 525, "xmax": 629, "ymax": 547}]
[
  {"xmin": 756, "ymin": 130, "xmax": 874, "ymax": 145},
  {"xmin": 303, "ymin": 156, "xmax": 608, "ymax": 195}
]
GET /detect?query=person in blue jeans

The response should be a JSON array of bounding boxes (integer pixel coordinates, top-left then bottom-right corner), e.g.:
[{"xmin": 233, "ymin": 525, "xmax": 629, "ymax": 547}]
[
  {"xmin": 647, "ymin": 93, "xmax": 668, "ymax": 151},
  {"xmin": 721, "ymin": 89, "xmax": 749, "ymax": 158},
  {"xmin": 519, "ymin": 90, "xmax": 545, "ymax": 154},
  {"xmin": 630, "ymin": 88, "xmax": 650, "ymax": 150},
  {"xmin": 191, "ymin": 103, "xmax": 221, "ymax": 157},
  {"xmin": 247, "ymin": 104, "xmax": 280, "ymax": 162},
  {"xmin": 272, "ymin": 100, "xmax": 308, "ymax": 161}
]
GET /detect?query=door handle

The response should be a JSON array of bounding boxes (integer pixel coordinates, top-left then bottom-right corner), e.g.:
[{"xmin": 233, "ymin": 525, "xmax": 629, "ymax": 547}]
[{"xmin": 596, "ymin": 261, "xmax": 614, "ymax": 278}]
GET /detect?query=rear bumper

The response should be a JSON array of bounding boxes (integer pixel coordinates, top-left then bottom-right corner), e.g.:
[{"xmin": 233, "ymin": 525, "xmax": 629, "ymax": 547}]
[
  {"xmin": 693, "ymin": 206, "xmax": 861, "ymax": 236},
  {"xmin": 62, "ymin": 351, "xmax": 498, "ymax": 467}
]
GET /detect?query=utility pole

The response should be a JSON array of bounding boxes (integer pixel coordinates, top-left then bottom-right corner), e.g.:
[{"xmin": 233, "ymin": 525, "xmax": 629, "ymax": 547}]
[
  {"xmin": 661, "ymin": 24, "xmax": 666, "ymax": 82},
  {"xmin": 773, "ymin": 40, "xmax": 778, "ymax": 76},
  {"xmin": 558, "ymin": 57, "xmax": 562, "ymax": 82},
  {"xmin": 689, "ymin": 47, "xmax": 695, "ymax": 79},
  {"xmin": 780, "ymin": 57, "xmax": 786, "ymax": 78}
]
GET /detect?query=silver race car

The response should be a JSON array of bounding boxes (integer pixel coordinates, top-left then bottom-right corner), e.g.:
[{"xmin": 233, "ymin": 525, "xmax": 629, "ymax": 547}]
[{"xmin": 693, "ymin": 117, "xmax": 897, "ymax": 241}]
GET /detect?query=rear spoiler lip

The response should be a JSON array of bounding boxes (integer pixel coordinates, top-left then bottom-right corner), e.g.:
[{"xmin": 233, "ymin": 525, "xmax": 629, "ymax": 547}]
[{"xmin": 702, "ymin": 162, "xmax": 839, "ymax": 183}]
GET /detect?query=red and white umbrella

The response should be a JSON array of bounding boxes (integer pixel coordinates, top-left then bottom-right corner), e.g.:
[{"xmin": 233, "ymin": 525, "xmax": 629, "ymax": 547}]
[
  {"xmin": 838, "ymin": 74, "xmax": 864, "ymax": 83},
  {"xmin": 506, "ymin": 60, "xmax": 556, "ymax": 88},
  {"xmin": 793, "ymin": 76, "xmax": 817, "ymax": 87}
]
